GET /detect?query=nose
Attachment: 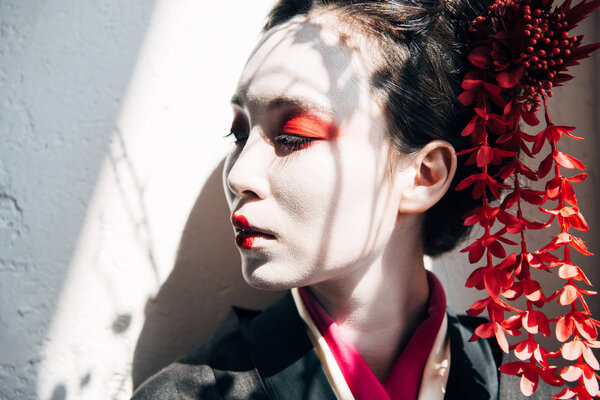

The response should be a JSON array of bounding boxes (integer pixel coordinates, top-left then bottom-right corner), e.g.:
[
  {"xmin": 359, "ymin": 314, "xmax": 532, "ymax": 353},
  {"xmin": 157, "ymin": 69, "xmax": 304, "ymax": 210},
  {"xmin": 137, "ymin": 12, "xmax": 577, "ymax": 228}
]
[{"xmin": 224, "ymin": 132, "xmax": 270, "ymax": 201}]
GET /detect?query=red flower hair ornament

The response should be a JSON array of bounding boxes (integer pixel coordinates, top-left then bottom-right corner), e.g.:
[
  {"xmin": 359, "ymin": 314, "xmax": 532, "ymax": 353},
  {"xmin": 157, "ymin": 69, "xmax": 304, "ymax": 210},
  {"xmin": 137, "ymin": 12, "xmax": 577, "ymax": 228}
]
[{"xmin": 458, "ymin": 0, "xmax": 600, "ymax": 397}]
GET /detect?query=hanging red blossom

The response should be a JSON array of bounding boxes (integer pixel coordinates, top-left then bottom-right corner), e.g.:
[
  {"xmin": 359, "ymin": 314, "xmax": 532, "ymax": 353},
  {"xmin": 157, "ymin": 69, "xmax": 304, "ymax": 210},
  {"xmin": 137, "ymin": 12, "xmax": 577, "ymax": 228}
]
[{"xmin": 457, "ymin": 0, "xmax": 600, "ymax": 397}]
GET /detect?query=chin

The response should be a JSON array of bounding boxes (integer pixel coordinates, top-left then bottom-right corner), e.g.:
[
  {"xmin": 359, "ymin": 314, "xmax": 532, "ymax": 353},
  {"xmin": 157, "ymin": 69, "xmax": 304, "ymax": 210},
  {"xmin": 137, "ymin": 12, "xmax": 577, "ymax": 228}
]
[{"xmin": 241, "ymin": 259, "xmax": 309, "ymax": 291}]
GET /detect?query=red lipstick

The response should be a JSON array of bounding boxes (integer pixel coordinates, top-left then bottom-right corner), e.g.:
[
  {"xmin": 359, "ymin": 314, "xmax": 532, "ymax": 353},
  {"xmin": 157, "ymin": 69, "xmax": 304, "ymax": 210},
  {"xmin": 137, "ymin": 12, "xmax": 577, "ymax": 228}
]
[{"xmin": 231, "ymin": 213, "xmax": 275, "ymax": 249}]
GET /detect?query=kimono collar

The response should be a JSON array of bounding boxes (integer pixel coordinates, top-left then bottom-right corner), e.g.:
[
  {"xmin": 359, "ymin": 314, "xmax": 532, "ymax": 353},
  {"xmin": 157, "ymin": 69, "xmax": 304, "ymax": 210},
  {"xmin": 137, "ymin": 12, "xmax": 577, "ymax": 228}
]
[{"xmin": 294, "ymin": 271, "xmax": 449, "ymax": 400}]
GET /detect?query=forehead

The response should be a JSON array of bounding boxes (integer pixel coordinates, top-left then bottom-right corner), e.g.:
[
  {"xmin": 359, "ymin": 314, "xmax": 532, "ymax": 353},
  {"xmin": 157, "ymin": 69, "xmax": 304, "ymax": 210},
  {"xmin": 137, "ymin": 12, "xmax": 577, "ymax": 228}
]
[{"xmin": 235, "ymin": 15, "xmax": 374, "ymax": 119}]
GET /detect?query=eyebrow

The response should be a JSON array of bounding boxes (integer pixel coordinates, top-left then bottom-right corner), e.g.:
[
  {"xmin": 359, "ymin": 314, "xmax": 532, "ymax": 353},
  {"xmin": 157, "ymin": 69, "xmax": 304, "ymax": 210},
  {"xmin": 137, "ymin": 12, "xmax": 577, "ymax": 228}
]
[
  {"xmin": 230, "ymin": 94, "xmax": 243, "ymax": 107},
  {"xmin": 230, "ymin": 94, "xmax": 333, "ymax": 116}
]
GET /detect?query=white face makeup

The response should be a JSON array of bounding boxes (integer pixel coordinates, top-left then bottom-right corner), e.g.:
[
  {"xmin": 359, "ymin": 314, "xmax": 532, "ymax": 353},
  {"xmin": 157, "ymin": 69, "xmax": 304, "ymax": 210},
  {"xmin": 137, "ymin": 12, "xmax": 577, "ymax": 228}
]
[{"xmin": 223, "ymin": 15, "xmax": 415, "ymax": 290}]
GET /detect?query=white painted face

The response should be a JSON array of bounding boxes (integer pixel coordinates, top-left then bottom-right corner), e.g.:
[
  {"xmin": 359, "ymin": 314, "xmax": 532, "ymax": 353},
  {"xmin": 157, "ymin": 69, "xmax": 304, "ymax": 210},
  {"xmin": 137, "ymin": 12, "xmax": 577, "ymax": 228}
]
[{"xmin": 223, "ymin": 16, "xmax": 414, "ymax": 290}]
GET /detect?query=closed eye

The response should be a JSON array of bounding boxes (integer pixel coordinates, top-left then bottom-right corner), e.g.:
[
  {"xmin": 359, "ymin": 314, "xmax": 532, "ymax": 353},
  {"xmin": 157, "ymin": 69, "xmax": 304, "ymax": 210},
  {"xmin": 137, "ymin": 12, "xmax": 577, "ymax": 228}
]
[
  {"xmin": 275, "ymin": 133, "xmax": 316, "ymax": 150},
  {"xmin": 225, "ymin": 131, "xmax": 248, "ymax": 144}
]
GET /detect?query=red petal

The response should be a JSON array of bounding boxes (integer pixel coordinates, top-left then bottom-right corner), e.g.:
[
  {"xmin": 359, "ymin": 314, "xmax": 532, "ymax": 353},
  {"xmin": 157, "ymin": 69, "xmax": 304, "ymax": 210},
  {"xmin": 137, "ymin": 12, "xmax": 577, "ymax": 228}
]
[
  {"xmin": 584, "ymin": 372, "xmax": 599, "ymax": 396},
  {"xmin": 554, "ymin": 151, "xmax": 586, "ymax": 170},
  {"xmin": 566, "ymin": 173, "xmax": 588, "ymax": 183},
  {"xmin": 562, "ymin": 340, "xmax": 584, "ymax": 360},
  {"xmin": 515, "ymin": 339, "xmax": 534, "ymax": 360},
  {"xmin": 539, "ymin": 368, "xmax": 564, "ymax": 386},
  {"xmin": 488, "ymin": 240, "xmax": 506, "ymax": 258},
  {"xmin": 520, "ymin": 189, "xmax": 544, "ymax": 205},
  {"xmin": 501, "ymin": 190, "xmax": 520, "ymax": 209},
  {"xmin": 466, "ymin": 297, "xmax": 491, "ymax": 316},
  {"xmin": 484, "ymin": 269, "xmax": 500, "ymax": 297},
  {"xmin": 552, "ymin": 387, "xmax": 577, "ymax": 399},
  {"xmin": 520, "ymin": 368, "xmax": 539, "ymax": 396},
  {"xmin": 523, "ymin": 311, "xmax": 539, "ymax": 334},
  {"xmin": 456, "ymin": 175, "xmax": 477, "ymax": 191},
  {"xmin": 468, "ymin": 46, "xmax": 491, "ymax": 68},
  {"xmin": 466, "ymin": 267, "xmax": 485, "ymax": 288},
  {"xmin": 538, "ymin": 153, "xmax": 554, "ymax": 178},
  {"xmin": 553, "ymin": 125, "xmax": 579, "ymax": 140},
  {"xmin": 556, "ymin": 315, "xmax": 575, "ymax": 342},
  {"xmin": 522, "ymin": 110, "xmax": 540, "ymax": 126},
  {"xmin": 495, "ymin": 328, "xmax": 509, "ymax": 353},
  {"xmin": 463, "ymin": 213, "xmax": 483, "ymax": 226},
  {"xmin": 524, "ymin": 279, "xmax": 543, "ymax": 301},
  {"xmin": 559, "ymin": 263, "xmax": 580, "ymax": 280},
  {"xmin": 560, "ymin": 365, "xmax": 583, "ymax": 382},
  {"xmin": 462, "ymin": 78, "xmax": 484, "ymax": 90},
  {"xmin": 482, "ymin": 82, "xmax": 503, "ymax": 98},
  {"xmin": 566, "ymin": 0, "xmax": 600, "ymax": 27},
  {"xmin": 458, "ymin": 90, "xmax": 477, "ymax": 106},
  {"xmin": 546, "ymin": 177, "xmax": 562, "ymax": 200},
  {"xmin": 469, "ymin": 241, "xmax": 485, "ymax": 263},
  {"xmin": 477, "ymin": 145, "xmax": 494, "ymax": 167},
  {"xmin": 502, "ymin": 284, "xmax": 522, "ymax": 300},
  {"xmin": 532, "ymin": 130, "xmax": 547, "ymax": 154},
  {"xmin": 461, "ymin": 114, "xmax": 480, "ymax": 135},
  {"xmin": 499, "ymin": 361, "xmax": 526, "ymax": 375},
  {"xmin": 560, "ymin": 285, "xmax": 579, "ymax": 306},
  {"xmin": 474, "ymin": 321, "xmax": 495, "ymax": 338},
  {"xmin": 502, "ymin": 313, "xmax": 523, "ymax": 329},
  {"xmin": 563, "ymin": 181, "xmax": 577, "ymax": 206},
  {"xmin": 575, "ymin": 317, "xmax": 597, "ymax": 341},
  {"xmin": 568, "ymin": 211, "xmax": 589, "ymax": 231},
  {"xmin": 583, "ymin": 346, "xmax": 599, "ymax": 370},
  {"xmin": 497, "ymin": 66, "xmax": 524, "ymax": 88},
  {"xmin": 570, "ymin": 236, "xmax": 593, "ymax": 256},
  {"xmin": 516, "ymin": 161, "xmax": 538, "ymax": 180}
]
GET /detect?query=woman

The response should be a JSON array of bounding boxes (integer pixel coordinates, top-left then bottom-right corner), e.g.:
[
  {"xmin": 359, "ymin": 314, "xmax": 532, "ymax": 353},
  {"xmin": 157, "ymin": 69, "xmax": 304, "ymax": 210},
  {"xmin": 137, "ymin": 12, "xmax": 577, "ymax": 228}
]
[{"xmin": 131, "ymin": 0, "xmax": 591, "ymax": 398}]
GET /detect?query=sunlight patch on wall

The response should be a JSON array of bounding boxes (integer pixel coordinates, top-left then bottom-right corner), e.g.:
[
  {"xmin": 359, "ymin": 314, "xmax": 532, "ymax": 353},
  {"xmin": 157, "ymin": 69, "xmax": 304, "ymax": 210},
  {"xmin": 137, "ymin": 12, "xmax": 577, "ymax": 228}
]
[{"xmin": 37, "ymin": 1, "xmax": 275, "ymax": 398}]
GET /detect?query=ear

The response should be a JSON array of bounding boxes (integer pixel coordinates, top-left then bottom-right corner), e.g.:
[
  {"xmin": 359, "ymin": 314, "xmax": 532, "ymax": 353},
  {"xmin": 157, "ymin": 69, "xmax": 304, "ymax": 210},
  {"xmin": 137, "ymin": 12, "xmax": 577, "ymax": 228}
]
[{"xmin": 397, "ymin": 140, "xmax": 457, "ymax": 214}]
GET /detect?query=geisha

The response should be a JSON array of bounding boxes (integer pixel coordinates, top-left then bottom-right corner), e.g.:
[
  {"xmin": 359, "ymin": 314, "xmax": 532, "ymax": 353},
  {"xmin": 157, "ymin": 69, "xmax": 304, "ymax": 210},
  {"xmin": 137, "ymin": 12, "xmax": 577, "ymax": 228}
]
[{"xmin": 132, "ymin": 0, "xmax": 599, "ymax": 398}]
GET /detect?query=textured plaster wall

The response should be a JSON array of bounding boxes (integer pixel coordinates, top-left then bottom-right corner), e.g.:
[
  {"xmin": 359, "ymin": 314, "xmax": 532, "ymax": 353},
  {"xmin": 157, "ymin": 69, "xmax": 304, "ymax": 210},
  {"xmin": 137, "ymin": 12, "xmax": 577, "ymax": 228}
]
[
  {"xmin": 0, "ymin": 1, "xmax": 277, "ymax": 399},
  {"xmin": 0, "ymin": 1, "xmax": 598, "ymax": 400}
]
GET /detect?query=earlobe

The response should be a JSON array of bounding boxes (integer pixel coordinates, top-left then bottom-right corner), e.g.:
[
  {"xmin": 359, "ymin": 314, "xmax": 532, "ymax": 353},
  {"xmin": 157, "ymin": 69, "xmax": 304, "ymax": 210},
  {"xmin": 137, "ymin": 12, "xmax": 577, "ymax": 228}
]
[{"xmin": 398, "ymin": 140, "xmax": 457, "ymax": 214}]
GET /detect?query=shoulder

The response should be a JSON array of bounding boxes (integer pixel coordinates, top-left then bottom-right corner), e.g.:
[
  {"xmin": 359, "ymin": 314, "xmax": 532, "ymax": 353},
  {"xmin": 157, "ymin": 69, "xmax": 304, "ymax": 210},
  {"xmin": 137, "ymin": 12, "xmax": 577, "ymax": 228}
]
[
  {"xmin": 132, "ymin": 293, "xmax": 321, "ymax": 400},
  {"xmin": 450, "ymin": 313, "xmax": 503, "ymax": 366},
  {"xmin": 130, "ymin": 358, "xmax": 220, "ymax": 399},
  {"xmin": 131, "ymin": 306, "xmax": 267, "ymax": 400},
  {"xmin": 445, "ymin": 312, "xmax": 562, "ymax": 399},
  {"xmin": 444, "ymin": 312, "xmax": 502, "ymax": 400}
]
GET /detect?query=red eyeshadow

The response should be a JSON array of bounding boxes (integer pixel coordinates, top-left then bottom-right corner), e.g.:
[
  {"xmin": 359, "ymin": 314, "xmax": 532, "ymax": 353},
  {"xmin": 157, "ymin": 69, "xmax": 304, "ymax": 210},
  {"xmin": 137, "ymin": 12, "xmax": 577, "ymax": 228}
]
[{"xmin": 283, "ymin": 114, "xmax": 339, "ymax": 139}]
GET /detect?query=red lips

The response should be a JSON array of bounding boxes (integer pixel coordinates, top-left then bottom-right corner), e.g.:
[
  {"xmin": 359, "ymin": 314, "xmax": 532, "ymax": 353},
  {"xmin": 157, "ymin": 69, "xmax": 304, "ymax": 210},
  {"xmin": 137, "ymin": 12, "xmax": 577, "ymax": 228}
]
[{"xmin": 231, "ymin": 213, "xmax": 275, "ymax": 249}]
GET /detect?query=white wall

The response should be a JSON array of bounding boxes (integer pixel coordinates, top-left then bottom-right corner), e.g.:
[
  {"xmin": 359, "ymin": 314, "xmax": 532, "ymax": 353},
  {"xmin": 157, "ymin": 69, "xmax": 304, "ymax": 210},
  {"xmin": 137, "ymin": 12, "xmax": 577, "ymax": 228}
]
[
  {"xmin": 0, "ymin": 1, "xmax": 278, "ymax": 399},
  {"xmin": 0, "ymin": 1, "xmax": 597, "ymax": 399}
]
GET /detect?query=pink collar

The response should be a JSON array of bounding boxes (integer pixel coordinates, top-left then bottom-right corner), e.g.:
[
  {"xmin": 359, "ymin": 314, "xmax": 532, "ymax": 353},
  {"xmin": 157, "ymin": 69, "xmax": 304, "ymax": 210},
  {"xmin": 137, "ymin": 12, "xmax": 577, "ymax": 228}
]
[{"xmin": 298, "ymin": 271, "xmax": 447, "ymax": 400}]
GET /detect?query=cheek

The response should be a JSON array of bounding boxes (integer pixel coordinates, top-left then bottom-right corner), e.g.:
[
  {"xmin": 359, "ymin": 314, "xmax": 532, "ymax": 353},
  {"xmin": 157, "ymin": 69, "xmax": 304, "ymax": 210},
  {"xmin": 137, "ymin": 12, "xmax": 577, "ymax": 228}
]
[
  {"xmin": 270, "ymin": 149, "xmax": 338, "ymax": 221},
  {"xmin": 332, "ymin": 147, "xmax": 398, "ymax": 247},
  {"xmin": 271, "ymin": 141, "xmax": 396, "ymax": 260}
]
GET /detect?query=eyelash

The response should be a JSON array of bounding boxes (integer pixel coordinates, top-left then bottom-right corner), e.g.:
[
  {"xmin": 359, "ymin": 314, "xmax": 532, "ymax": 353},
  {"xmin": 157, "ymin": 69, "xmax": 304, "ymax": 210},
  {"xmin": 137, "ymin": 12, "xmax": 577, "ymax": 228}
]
[
  {"xmin": 275, "ymin": 133, "xmax": 316, "ymax": 150},
  {"xmin": 225, "ymin": 131, "xmax": 248, "ymax": 144},
  {"xmin": 225, "ymin": 131, "xmax": 316, "ymax": 150}
]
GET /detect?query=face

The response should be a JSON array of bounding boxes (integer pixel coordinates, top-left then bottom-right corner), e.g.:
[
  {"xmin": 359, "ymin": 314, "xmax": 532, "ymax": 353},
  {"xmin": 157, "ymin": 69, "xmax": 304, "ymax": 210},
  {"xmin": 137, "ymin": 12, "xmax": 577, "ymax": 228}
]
[{"xmin": 223, "ymin": 15, "xmax": 414, "ymax": 290}]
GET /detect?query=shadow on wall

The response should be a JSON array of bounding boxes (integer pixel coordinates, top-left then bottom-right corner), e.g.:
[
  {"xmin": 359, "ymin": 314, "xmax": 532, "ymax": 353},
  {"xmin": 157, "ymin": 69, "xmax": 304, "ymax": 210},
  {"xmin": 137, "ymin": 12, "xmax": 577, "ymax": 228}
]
[
  {"xmin": 133, "ymin": 19, "xmax": 368, "ymax": 388},
  {"xmin": 132, "ymin": 160, "xmax": 284, "ymax": 388},
  {"xmin": 0, "ymin": 2, "xmax": 158, "ymax": 399}
]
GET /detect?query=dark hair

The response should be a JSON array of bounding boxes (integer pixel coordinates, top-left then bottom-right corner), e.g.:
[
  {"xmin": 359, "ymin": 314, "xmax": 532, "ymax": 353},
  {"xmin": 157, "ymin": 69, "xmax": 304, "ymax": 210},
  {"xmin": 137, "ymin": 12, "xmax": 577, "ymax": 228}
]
[{"xmin": 264, "ymin": 0, "xmax": 494, "ymax": 256}]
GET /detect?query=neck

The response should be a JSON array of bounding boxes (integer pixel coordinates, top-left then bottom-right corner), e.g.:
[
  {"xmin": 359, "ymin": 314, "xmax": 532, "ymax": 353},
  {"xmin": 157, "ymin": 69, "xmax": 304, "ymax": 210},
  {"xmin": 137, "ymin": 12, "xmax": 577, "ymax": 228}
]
[{"xmin": 309, "ymin": 223, "xmax": 430, "ymax": 381}]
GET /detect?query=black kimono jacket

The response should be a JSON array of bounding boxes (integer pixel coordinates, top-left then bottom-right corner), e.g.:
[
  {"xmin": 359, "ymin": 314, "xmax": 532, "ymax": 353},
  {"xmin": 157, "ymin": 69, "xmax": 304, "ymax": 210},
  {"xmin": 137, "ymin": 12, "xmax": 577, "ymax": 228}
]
[{"xmin": 132, "ymin": 292, "xmax": 504, "ymax": 399}]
